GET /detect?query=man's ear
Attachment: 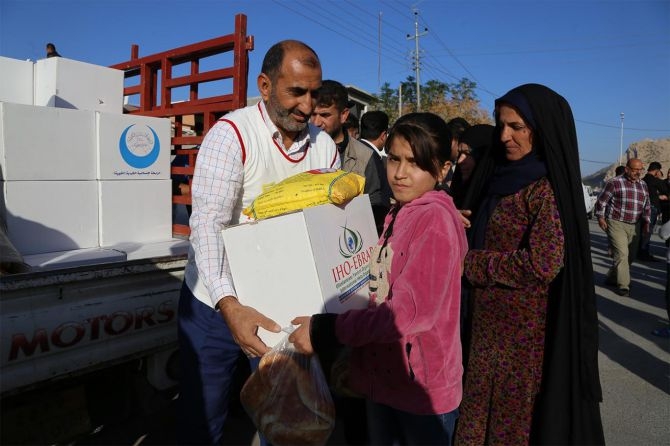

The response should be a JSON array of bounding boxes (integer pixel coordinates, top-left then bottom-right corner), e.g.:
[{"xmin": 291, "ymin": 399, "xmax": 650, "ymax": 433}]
[
  {"xmin": 257, "ymin": 73, "xmax": 271, "ymax": 102},
  {"xmin": 340, "ymin": 108, "xmax": 350, "ymax": 125}
]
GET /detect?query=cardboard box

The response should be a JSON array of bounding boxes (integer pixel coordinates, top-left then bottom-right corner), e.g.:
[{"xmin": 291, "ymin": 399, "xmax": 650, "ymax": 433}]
[
  {"xmin": 98, "ymin": 180, "xmax": 172, "ymax": 246},
  {"xmin": 2, "ymin": 180, "xmax": 99, "ymax": 255},
  {"xmin": 222, "ymin": 195, "xmax": 378, "ymax": 347},
  {"xmin": 96, "ymin": 112, "xmax": 171, "ymax": 180},
  {"xmin": 0, "ymin": 56, "xmax": 33, "ymax": 105},
  {"xmin": 0, "ymin": 103, "xmax": 96, "ymax": 181},
  {"xmin": 34, "ymin": 57, "xmax": 124, "ymax": 114}
]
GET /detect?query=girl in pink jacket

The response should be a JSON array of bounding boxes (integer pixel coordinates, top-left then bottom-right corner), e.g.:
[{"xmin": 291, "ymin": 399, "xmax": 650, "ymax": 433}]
[{"xmin": 291, "ymin": 112, "xmax": 468, "ymax": 445}]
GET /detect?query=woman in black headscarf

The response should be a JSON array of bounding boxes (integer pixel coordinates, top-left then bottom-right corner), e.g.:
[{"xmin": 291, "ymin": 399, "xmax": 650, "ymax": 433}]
[
  {"xmin": 450, "ymin": 123, "xmax": 495, "ymax": 209},
  {"xmin": 455, "ymin": 84, "xmax": 604, "ymax": 445}
]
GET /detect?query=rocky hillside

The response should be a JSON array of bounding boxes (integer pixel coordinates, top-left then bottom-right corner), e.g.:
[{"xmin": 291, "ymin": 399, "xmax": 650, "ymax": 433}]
[{"xmin": 583, "ymin": 138, "xmax": 670, "ymax": 189}]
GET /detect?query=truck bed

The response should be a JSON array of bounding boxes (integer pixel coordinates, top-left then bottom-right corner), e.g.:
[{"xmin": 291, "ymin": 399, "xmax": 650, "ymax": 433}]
[{"xmin": 1, "ymin": 243, "xmax": 188, "ymax": 395}]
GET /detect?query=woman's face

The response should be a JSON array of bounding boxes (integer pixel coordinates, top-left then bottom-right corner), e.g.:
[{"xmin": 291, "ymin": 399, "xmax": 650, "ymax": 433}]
[
  {"xmin": 498, "ymin": 104, "xmax": 533, "ymax": 161},
  {"xmin": 386, "ymin": 135, "xmax": 443, "ymax": 205}
]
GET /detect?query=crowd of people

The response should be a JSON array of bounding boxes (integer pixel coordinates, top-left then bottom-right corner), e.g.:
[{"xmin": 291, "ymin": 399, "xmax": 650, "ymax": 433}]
[
  {"xmin": 173, "ymin": 38, "xmax": 670, "ymax": 445},
  {"xmin": 595, "ymin": 158, "xmax": 670, "ymax": 337}
]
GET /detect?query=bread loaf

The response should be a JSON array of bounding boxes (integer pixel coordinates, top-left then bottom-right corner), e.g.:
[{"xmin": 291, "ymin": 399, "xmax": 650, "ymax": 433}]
[{"xmin": 240, "ymin": 350, "xmax": 335, "ymax": 446}]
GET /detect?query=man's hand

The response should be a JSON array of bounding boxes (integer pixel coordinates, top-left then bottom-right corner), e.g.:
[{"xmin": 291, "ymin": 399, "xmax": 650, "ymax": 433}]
[
  {"xmin": 642, "ymin": 222, "xmax": 650, "ymax": 235},
  {"xmin": 598, "ymin": 217, "xmax": 608, "ymax": 232},
  {"xmin": 289, "ymin": 316, "xmax": 313, "ymax": 354},
  {"xmin": 217, "ymin": 296, "xmax": 280, "ymax": 358}
]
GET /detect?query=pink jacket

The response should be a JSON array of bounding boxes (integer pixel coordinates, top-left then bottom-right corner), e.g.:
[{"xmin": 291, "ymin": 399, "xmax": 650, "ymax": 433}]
[{"xmin": 335, "ymin": 190, "xmax": 468, "ymax": 415}]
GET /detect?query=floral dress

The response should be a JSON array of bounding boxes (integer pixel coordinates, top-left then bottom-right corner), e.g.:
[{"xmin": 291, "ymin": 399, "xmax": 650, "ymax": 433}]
[{"xmin": 456, "ymin": 177, "xmax": 565, "ymax": 445}]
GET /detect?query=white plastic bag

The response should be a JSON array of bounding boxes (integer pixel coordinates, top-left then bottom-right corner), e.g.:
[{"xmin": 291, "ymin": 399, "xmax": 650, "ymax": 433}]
[{"xmin": 240, "ymin": 331, "xmax": 336, "ymax": 446}]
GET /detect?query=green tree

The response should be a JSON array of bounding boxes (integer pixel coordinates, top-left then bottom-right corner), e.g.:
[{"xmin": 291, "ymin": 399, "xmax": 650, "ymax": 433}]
[{"xmin": 372, "ymin": 77, "xmax": 492, "ymax": 126}]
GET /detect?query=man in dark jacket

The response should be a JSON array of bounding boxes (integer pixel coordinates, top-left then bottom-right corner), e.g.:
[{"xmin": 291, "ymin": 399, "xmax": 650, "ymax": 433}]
[
  {"xmin": 311, "ymin": 80, "xmax": 389, "ymax": 234},
  {"xmin": 639, "ymin": 161, "xmax": 669, "ymax": 261}
]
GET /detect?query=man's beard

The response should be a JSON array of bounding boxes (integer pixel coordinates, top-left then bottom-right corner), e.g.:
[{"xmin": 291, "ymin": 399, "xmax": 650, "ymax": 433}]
[{"xmin": 266, "ymin": 91, "xmax": 308, "ymax": 134}]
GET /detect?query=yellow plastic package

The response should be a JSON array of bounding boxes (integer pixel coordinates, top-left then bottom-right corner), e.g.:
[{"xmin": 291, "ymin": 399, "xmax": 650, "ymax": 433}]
[{"xmin": 243, "ymin": 168, "xmax": 365, "ymax": 220}]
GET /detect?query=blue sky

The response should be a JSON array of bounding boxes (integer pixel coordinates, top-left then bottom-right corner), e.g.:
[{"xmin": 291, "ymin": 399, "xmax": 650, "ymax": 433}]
[{"xmin": 1, "ymin": 0, "xmax": 668, "ymax": 176}]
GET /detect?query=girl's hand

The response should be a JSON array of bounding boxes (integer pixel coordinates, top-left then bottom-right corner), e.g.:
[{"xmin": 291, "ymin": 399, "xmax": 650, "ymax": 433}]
[{"xmin": 289, "ymin": 316, "xmax": 314, "ymax": 354}]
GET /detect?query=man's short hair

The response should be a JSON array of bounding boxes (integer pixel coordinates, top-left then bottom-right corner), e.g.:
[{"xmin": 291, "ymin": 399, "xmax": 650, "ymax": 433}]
[
  {"xmin": 360, "ymin": 110, "xmax": 389, "ymax": 140},
  {"xmin": 315, "ymin": 80, "xmax": 349, "ymax": 112},
  {"xmin": 648, "ymin": 161, "xmax": 662, "ymax": 172},
  {"xmin": 344, "ymin": 113, "xmax": 359, "ymax": 132},
  {"xmin": 261, "ymin": 40, "xmax": 319, "ymax": 82}
]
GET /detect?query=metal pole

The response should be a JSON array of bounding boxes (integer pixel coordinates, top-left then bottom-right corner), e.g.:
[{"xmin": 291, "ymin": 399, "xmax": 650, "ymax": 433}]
[
  {"xmin": 378, "ymin": 12, "xmax": 382, "ymax": 89},
  {"xmin": 406, "ymin": 9, "xmax": 427, "ymax": 111},
  {"xmin": 414, "ymin": 13, "xmax": 420, "ymax": 110},
  {"xmin": 619, "ymin": 112, "xmax": 623, "ymax": 166}
]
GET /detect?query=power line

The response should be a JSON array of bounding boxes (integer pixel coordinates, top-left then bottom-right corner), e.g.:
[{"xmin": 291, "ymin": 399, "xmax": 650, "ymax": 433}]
[
  {"xmin": 271, "ymin": 1, "xmax": 670, "ymax": 134},
  {"xmin": 580, "ymin": 158, "xmax": 615, "ymax": 165},
  {"xmin": 576, "ymin": 119, "xmax": 670, "ymax": 132},
  {"xmin": 283, "ymin": 0, "xmax": 410, "ymax": 65}
]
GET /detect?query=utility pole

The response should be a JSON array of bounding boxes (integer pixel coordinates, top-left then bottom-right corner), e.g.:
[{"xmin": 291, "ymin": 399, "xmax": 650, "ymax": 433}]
[
  {"xmin": 406, "ymin": 9, "xmax": 427, "ymax": 111},
  {"xmin": 378, "ymin": 11, "xmax": 382, "ymax": 88},
  {"xmin": 619, "ymin": 112, "xmax": 623, "ymax": 166},
  {"xmin": 398, "ymin": 83, "xmax": 403, "ymax": 117}
]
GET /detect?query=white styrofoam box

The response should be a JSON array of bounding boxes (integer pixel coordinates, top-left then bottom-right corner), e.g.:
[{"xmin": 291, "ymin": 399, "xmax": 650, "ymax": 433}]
[
  {"xmin": 0, "ymin": 102, "xmax": 96, "ymax": 181},
  {"xmin": 98, "ymin": 180, "xmax": 172, "ymax": 246},
  {"xmin": 108, "ymin": 238, "xmax": 189, "ymax": 261},
  {"xmin": 34, "ymin": 57, "xmax": 124, "ymax": 114},
  {"xmin": 96, "ymin": 112, "xmax": 172, "ymax": 180},
  {"xmin": 0, "ymin": 56, "xmax": 33, "ymax": 105},
  {"xmin": 222, "ymin": 195, "xmax": 378, "ymax": 347},
  {"xmin": 23, "ymin": 247, "xmax": 127, "ymax": 271},
  {"xmin": 2, "ymin": 180, "xmax": 99, "ymax": 255}
]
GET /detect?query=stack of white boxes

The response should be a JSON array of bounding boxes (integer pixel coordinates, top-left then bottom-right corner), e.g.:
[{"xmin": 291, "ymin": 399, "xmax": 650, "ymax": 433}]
[{"xmin": 0, "ymin": 55, "xmax": 179, "ymax": 269}]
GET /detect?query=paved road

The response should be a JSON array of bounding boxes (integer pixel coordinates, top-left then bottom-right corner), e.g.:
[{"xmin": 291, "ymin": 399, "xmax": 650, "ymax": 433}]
[
  {"xmin": 74, "ymin": 219, "xmax": 670, "ymax": 446},
  {"xmin": 589, "ymin": 218, "xmax": 669, "ymax": 446}
]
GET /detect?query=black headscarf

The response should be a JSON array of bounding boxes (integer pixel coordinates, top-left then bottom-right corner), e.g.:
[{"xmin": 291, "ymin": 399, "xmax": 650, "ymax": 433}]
[{"xmin": 463, "ymin": 84, "xmax": 605, "ymax": 445}]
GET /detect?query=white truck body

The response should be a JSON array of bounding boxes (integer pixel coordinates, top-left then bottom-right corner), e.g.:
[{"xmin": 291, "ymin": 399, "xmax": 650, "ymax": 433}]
[
  {"xmin": 1, "ymin": 253, "xmax": 186, "ymax": 395},
  {"xmin": 583, "ymin": 183, "xmax": 597, "ymax": 218}
]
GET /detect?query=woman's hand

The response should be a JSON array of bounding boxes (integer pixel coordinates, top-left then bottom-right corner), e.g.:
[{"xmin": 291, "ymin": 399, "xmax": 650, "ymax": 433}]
[
  {"xmin": 459, "ymin": 209, "xmax": 472, "ymax": 228},
  {"xmin": 289, "ymin": 316, "xmax": 314, "ymax": 354}
]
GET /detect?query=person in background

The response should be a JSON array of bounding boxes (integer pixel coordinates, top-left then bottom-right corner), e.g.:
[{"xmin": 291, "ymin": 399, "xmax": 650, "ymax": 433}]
[
  {"xmin": 444, "ymin": 117, "xmax": 471, "ymax": 186},
  {"xmin": 652, "ymin": 219, "xmax": 670, "ymax": 337},
  {"xmin": 603, "ymin": 164, "xmax": 628, "ymax": 258},
  {"xmin": 359, "ymin": 110, "xmax": 393, "ymax": 214},
  {"xmin": 449, "ymin": 123, "xmax": 494, "ymax": 209},
  {"xmin": 344, "ymin": 112, "xmax": 360, "ymax": 140},
  {"xmin": 595, "ymin": 158, "xmax": 651, "ymax": 296},
  {"xmin": 638, "ymin": 161, "xmax": 668, "ymax": 261},
  {"xmin": 46, "ymin": 42, "xmax": 60, "ymax": 58},
  {"xmin": 311, "ymin": 80, "xmax": 388, "ymax": 234},
  {"xmin": 456, "ymin": 84, "xmax": 604, "ymax": 445},
  {"xmin": 177, "ymin": 40, "xmax": 339, "ymax": 445},
  {"xmin": 291, "ymin": 112, "xmax": 467, "ymax": 446},
  {"xmin": 359, "ymin": 110, "xmax": 390, "ymax": 162},
  {"xmin": 171, "ymin": 151, "xmax": 193, "ymax": 222},
  {"xmin": 661, "ymin": 167, "xmax": 670, "ymax": 225}
]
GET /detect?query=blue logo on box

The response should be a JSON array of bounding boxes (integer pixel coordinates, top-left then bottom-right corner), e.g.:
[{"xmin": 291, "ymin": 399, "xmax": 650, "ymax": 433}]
[
  {"xmin": 119, "ymin": 124, "xmax": 160, "ymax": 168},
  {"xmin": 338, "ymin": 224, "xmax": 363, "ymax": 258}
]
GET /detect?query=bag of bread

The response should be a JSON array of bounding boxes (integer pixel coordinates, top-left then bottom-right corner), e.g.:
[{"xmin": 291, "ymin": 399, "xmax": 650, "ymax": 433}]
[
  {"xmin": 240, "ymin": 332, "xmax": 336, "ymax": 446},
  {"xmin": 242, "ymin": 168, "xmax": 365, "ymax": 220}
]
